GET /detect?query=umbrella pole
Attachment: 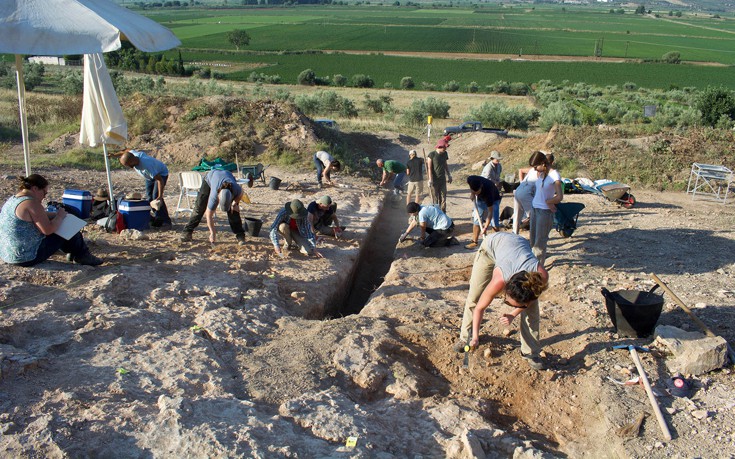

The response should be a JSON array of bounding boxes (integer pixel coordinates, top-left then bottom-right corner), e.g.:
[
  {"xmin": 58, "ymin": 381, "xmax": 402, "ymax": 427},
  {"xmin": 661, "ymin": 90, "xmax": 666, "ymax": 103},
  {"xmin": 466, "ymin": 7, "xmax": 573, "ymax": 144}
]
[
  {"xmin": 15, "ymin": 55, "xmax": 31, "ymax": 176},
  {"xmin": 102, "ymin": 143, "xmax": 116, "ymax": 212}
]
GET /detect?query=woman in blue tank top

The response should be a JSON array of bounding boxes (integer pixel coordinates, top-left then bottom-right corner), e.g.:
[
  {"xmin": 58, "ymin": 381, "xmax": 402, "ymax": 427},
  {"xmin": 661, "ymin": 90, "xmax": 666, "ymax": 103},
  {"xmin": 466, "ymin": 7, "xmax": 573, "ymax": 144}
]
[{"xmin": 0, "ymin": 175, "xmax": 102, "ymax": 267}]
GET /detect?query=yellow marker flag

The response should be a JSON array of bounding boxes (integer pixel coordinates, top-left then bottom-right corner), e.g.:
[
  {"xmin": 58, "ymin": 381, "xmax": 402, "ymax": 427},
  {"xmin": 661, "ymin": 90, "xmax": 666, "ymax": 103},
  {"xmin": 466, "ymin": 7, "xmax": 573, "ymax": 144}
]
[
  {"xmin": 345, "ymin": 436, "xmax": 358, "ymax": 447},
  {"xmin": 427, "ymin": 116, "xmax": 433, "ymax": 124}
]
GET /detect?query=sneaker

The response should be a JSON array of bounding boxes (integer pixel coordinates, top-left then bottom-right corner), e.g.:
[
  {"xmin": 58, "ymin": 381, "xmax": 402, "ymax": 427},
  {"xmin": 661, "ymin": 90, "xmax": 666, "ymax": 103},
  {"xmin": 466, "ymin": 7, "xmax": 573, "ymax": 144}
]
[
  {"xmin": 180, "ymin": 232, "xmax": 193, "ymax": 242},
  {"xmin": 521, "ymin": 353, "xmax": 545, "ymax": 371},
  {"xmin": 236, "ymin": 233, "xmax": 246, "ymax": 246},
  {"xmin": 299, "ymin": 247, "xmax": 309, "ymax": 256},
  {"xmin": 73, "ymin": 251, "xmax": 103, "ymax": 267},
  {"xmin": 464, "ymin": 241, "xmax": 478, "ymax": 250},
  {"xmin": 318, "ymin": 183, "xmax": 323, "ymax": 189}
]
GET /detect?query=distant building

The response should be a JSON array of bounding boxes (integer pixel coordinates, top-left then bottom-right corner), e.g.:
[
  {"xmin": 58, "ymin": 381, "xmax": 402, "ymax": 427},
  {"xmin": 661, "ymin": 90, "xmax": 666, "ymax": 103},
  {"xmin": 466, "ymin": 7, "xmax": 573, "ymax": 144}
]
[{"xmin": 28, "ymin": 56, "xmax": 66, "ymax": 66}]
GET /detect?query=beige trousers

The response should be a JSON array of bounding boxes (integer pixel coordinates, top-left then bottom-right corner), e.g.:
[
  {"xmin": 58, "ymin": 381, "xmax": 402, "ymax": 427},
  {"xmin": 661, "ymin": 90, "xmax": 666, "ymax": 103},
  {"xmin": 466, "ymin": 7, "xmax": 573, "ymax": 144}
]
[{"xmin": 459, "ymin": 245, "xmax": 541, "ymax": 356}]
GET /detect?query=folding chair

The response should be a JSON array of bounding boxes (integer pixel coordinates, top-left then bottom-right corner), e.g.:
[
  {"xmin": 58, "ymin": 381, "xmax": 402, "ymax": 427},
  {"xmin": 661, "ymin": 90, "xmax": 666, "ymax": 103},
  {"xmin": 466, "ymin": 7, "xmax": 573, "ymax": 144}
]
[{"xmin": 174, "ymin": 171, "xmax": 203, "ymax": 220}]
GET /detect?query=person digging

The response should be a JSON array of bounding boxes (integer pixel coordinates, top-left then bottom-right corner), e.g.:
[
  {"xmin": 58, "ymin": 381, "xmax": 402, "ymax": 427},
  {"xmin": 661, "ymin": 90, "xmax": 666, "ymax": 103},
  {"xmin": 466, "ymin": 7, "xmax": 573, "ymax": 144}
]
[
  {"xmin": 307, "ymin": 195, "xmax": 345, "ymax": 238},
  {"xmin": 399, "ymin": 202, "xmax": 457, "ymax": 248},
  {"xmin": 454, "ymin": 232, "xmax": 549, "ymax": 371},
  {"xmin": 270, "ymin": 199, "xmax": 323, "ymax": 258},
  {"xmin": 179, "ymin": 169, "xmax": 247, "ymax": 245}
]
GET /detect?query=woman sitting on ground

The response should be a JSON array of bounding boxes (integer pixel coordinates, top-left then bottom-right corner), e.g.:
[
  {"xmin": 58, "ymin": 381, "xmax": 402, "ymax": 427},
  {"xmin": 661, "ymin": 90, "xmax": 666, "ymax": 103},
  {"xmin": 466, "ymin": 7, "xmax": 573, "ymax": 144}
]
[{"xmin": 0, "ymin": 175, "xmax": 103, "ymax": 267}]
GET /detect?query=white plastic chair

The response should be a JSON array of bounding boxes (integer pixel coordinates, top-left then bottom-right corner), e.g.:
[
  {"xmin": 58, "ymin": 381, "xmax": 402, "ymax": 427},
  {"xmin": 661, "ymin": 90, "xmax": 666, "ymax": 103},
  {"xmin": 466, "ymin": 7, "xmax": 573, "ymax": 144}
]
[{"xmin": 174, "ymin": 172, "xmax": 203, "ymax": 220}]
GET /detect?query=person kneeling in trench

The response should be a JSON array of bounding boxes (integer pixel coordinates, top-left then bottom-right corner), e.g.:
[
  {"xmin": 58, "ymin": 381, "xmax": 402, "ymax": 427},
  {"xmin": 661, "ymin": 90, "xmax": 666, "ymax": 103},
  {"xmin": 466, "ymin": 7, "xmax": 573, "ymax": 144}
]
[
  {"xmin": 270, "ymin": 199, "xmax": 323, "ymax": 258},
  {"xmin": 399, "ymin": 202, "xmax": 457, "ymax": 248},
  {"xmin": 307, "ymin": 195, "xmax": 345, "ymax": 238},
  {"xmin": 454, "ymin": 232, "xmax": 549, "ymax": 371}
]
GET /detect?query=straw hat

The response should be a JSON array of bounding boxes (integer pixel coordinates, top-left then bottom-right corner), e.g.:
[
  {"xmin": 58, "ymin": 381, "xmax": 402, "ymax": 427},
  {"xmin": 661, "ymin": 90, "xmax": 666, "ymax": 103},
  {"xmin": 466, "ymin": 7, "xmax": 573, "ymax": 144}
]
[
  {"xmin": 125, "ymin": 192, "xmax": 143, "ymax": 200},
  {"xmin": 93, "ymin": 187, "xmax": 109, "ymax": 202}
]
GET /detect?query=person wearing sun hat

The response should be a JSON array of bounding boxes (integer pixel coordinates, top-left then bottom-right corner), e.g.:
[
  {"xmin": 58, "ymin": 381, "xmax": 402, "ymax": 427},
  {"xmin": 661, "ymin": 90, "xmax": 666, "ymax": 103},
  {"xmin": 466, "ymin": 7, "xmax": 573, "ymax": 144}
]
[
  {"xmin": 427, "ymin": 139, "xmax": 452, "ymax": 212},
  {"xmin": 88, "ymin": 187, "xmax": 112, "ymax": 221},
  {"xmin": 307, "ymin": 195, "xmax": 344, "ymax": 238},
  {"xmin": 269, "ymin": 199, "xmax": 322, "ymax": 258}
]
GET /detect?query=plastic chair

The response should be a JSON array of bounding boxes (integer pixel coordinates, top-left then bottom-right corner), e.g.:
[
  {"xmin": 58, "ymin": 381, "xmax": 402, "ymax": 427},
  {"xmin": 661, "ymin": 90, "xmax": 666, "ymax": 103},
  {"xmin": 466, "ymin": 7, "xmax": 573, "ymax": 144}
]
[{"xmin": 174, "ymin": 172, "xmax": 203, "ymax": 220}]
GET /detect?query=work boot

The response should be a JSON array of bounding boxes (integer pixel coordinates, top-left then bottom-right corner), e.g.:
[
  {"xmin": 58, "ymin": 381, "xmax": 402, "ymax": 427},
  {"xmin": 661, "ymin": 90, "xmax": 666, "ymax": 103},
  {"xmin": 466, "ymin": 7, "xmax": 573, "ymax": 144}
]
[
  {"xmin": 180, "ymin": 231, "xmax": 193, "ymax": 242},
  {"xmin": 465, "ymin": 241, "xmax": 478, "ymax": 250},
  {"xmin": 521, "ymin": 353, "xmax": 545, "ymax": 371},
  {"xmin": 73, "ymin": 251, "xmax": 103, "ymax": 267},
  {"xmin": 158, "ymin": 222, "xmax": 173, "ymax": 231},
  {"xmin": 236, "ymin": 233, "xmax": 246, "ymax": 246}
]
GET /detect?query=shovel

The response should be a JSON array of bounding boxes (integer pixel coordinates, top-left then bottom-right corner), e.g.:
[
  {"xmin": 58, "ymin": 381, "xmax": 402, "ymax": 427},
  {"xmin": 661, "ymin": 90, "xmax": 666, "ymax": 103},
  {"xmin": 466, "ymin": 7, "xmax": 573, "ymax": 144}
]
[{"xmin": 613, "ymin": 344, "xmax": 672, "ymax": 441}]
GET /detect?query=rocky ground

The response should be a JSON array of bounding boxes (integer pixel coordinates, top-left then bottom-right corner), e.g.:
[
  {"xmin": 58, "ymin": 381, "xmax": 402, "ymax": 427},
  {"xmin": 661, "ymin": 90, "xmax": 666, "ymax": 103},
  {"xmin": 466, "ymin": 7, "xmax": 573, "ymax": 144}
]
[{"xmin": 1, "ymin": 128, "xmax": 734, "ymax": 458}]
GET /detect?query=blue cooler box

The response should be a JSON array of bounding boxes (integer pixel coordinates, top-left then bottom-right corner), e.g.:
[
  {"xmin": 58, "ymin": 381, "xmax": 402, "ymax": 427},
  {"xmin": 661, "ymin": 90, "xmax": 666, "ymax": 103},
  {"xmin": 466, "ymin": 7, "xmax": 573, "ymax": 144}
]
[
  {"xmin": 62, "ymin": 189, "xmax": 92, "ymax": 218},
  {"xmin": 119, "ymin": 199, "xmax": 151, "ymax": 230}
]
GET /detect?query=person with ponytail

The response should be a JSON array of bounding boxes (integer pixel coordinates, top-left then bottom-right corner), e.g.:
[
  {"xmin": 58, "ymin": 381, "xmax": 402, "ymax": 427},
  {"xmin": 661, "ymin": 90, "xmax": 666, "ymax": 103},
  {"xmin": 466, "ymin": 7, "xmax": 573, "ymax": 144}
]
[
  {"xmin": 528, "ymin": 150, "xmax": 563, "ymax": 266},
  {"xmin": 0, "ymin": 175, "xmax": 102, "ymax": 267},
  {"xmin": 454, "ymin": 231, "xmax": 548, "ymax": 370}
]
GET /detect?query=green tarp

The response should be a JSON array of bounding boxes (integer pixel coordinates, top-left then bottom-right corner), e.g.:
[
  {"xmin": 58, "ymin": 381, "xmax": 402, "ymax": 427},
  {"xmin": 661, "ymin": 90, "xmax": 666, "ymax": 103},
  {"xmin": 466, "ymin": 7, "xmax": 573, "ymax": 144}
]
[{"xmin": 192, "ymin": 158, "xmax": 237, "ymax": 172}]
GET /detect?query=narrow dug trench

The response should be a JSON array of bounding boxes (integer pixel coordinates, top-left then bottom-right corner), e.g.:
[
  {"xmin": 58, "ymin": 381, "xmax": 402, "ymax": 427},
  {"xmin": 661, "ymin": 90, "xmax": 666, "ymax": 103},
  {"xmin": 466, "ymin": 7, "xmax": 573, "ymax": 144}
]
[{"xmin": 337, "ymin": 194, "xmax": 408, "ymax": 316}]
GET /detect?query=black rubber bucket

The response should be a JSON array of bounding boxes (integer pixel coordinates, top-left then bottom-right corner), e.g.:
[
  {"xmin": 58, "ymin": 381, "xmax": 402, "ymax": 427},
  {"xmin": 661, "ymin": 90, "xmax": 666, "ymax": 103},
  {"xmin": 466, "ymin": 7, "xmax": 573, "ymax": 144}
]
[
  {"xmin": 269, "ymin": 177, "xmax": 282, "ymax": 190},
  {"xmin": 244, "ymin": 217, "xmax": 263, "ymax": 237},
  {"xmin": 601, "ymin": 286, "xmax": 664, "ymax": 338}
]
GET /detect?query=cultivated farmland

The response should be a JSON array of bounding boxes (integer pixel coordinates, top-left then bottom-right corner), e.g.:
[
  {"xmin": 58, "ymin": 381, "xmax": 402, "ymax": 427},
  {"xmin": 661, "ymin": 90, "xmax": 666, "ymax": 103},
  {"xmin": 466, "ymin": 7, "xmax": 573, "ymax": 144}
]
[{"xmin": 143, "ymin": 5, "xmax": 735, "ymax": 89}]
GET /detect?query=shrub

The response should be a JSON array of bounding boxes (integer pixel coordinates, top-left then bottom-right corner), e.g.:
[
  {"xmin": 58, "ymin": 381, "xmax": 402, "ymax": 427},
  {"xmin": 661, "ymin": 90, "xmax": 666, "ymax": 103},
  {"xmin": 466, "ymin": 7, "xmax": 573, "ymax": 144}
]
[
  {"xmin": 332, "ymin": 74, "xmax": 347, "ymax": 87},
  {"xmin": 351, "ymin": 74, "xmax": 374, "ymax": 88},
  {"xmin": 488, "ymin": 80, "xmax": 510, "ymax": 94},
  {"xmin": 696, "ymin": 86, "xmax": 735, "ymax": 127},
  {"xmin": 400, "ymin": 96, "xmax": 450, "ymax": 125},
  {"xmin": 442, "ymin": 80, "xmax": 460, "ymax": 92},
  {"xmin": 61, "ymin": 70, "xmax": 84, "ymax": 95},
  {"xmin": 466, "ymin": 81, "xmax": 479, "ymax": 93},
  {"xmin": 509, "ymin": 82, "xmax": 530, "ymax": 96},
  {"xmin": 662, "ymin": 51, "xmax": 681, "ymax": 64},
  {"xmin": 363, "ymin": 94, "xmax": 393, "ymax": 114},
  {"xmin": 400, "ymin": 76, "xmax": 415, "ymax": 89},
  {"xmin": 297, "ymin": 68, "xmax": 316, "ymax": 85},
  {"xmin": 538, "ymin": 101, "xmax": 579, "ymax": 131},
  {"xmin": 294, "ymin": 90, "xmax": 358, "ymax": 117},
  {"xmin": 420, "ymin": 82, "xmax": 436, "ymax": 91},
  {"xmin": 468, "ymin": 101, "xmax": 538, "ymax": 130}
]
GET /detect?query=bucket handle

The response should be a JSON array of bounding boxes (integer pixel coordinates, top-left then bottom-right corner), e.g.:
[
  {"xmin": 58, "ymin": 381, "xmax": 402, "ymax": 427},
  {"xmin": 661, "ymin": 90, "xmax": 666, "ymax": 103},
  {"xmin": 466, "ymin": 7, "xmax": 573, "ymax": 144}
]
[{"xmin": 602, "ymin": 285, "xmax": 659, "ymax": 298}]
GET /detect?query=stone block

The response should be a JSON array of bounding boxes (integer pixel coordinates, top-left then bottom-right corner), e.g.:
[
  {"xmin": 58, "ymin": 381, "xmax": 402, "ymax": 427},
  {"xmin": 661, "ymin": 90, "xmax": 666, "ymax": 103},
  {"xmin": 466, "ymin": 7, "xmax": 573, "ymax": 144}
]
[{"xmin": 654, "ymin": 325, "xmax": 727, "ymax": 375}]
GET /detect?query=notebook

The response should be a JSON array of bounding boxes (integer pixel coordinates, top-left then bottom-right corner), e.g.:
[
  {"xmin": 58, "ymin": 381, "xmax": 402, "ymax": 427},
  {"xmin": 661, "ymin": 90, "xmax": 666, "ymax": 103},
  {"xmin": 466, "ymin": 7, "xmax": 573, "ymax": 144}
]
[{"xmin": 54, "ymin": 214, "xmax": 87, "ymax": 240}]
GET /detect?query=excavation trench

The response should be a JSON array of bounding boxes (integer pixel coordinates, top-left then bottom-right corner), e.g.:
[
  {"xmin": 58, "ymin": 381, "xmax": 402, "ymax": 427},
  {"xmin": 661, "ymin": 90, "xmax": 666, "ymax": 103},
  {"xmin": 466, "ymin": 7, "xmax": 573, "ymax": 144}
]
[{"xmin": 336, "ymin": 195, "xmax": 408, "ymax": 316}]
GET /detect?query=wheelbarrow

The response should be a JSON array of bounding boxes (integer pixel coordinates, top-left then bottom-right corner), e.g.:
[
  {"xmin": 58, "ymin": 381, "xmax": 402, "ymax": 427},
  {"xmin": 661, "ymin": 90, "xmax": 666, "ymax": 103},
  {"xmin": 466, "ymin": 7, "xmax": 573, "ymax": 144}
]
[
  {"xmin": 579, "ymin": 180, "xmax": 636, "ymax": 208},
  {"xmin": 239, "ymin": 163, "xmax": 268, "ymax": 185}
]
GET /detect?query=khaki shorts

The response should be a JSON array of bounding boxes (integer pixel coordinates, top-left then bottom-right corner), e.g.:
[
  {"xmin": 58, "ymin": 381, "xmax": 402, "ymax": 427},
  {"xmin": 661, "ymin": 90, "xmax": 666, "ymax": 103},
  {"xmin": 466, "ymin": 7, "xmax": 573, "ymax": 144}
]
[{"xmin": 407, "ymin": 180, "xmax": 424, "ymax": 197}]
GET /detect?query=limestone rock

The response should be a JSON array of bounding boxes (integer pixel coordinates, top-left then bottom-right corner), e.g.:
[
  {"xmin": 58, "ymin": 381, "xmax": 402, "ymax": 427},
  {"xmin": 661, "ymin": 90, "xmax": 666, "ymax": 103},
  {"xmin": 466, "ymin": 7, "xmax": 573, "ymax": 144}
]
[{"xmin": 654, "ymin": 325, "xmax": 727, "ymax": 375}]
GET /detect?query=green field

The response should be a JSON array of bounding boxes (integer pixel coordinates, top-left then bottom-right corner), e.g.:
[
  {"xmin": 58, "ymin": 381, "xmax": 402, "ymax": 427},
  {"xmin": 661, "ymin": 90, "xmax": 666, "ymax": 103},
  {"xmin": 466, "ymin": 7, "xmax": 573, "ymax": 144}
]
[{"xmin": 144, "ymin": 5, "xmax": 735, "ymax": 88}]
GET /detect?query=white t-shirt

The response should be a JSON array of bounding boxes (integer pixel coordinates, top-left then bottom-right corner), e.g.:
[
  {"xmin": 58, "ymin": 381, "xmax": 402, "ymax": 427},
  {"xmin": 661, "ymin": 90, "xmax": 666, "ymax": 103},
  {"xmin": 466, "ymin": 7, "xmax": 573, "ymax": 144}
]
[
  {"xmin": 315, "ymin": 151, "xmax": 334, "ymax": 164},
  {"xmin": 532, "ymin": 169, "xmax": 561, "ymax": 210}
]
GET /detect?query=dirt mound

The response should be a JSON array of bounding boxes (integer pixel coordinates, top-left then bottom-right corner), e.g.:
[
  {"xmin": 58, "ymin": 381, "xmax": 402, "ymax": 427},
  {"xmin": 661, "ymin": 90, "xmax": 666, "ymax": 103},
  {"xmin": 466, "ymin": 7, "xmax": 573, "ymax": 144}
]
[{"xmin": 46, "ymin": 94, "xmax": 321, "ymax": 168}]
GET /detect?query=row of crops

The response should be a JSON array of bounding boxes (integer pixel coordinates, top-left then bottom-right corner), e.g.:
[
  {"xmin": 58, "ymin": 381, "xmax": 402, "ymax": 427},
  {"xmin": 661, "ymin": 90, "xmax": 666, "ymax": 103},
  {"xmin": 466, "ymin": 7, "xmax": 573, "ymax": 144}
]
[{"xmin": 169, "ymin": 50, "xmax": 735, "ymax": 90}]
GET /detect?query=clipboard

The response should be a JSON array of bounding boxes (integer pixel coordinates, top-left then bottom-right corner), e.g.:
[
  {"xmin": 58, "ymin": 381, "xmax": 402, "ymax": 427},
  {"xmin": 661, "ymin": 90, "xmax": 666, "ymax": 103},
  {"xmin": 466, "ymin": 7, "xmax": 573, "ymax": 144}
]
[{"xmin": 54, "ymin": 214, "xmax": 87, "ymax": 240}]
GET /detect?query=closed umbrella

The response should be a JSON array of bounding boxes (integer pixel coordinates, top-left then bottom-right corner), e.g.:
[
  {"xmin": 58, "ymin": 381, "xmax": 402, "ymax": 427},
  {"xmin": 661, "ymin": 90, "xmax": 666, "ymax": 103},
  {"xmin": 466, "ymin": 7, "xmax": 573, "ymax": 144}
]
[
  {"xmin": 80, "ymin": 53, "xmax": 127, "ymax": 207},
  {"xmin": 0, "ymin": 0, "xmax": 181, "ymax": 174}
]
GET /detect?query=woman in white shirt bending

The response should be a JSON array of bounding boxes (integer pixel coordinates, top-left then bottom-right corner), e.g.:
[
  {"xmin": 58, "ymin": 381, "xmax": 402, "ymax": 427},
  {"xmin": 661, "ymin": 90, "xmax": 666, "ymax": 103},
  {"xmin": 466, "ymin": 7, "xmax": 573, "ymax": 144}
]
[{"xmin": 528, "ymin": 151, "xmax": 563, "ymax": 266}]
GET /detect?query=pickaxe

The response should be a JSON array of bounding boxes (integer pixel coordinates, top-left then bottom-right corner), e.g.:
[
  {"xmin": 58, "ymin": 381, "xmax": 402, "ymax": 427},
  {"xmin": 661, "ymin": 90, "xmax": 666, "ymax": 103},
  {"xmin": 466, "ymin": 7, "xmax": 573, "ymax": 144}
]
[{"xmin": 613, "ymin": 344, "xmax": 672, "ymax": 441}]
